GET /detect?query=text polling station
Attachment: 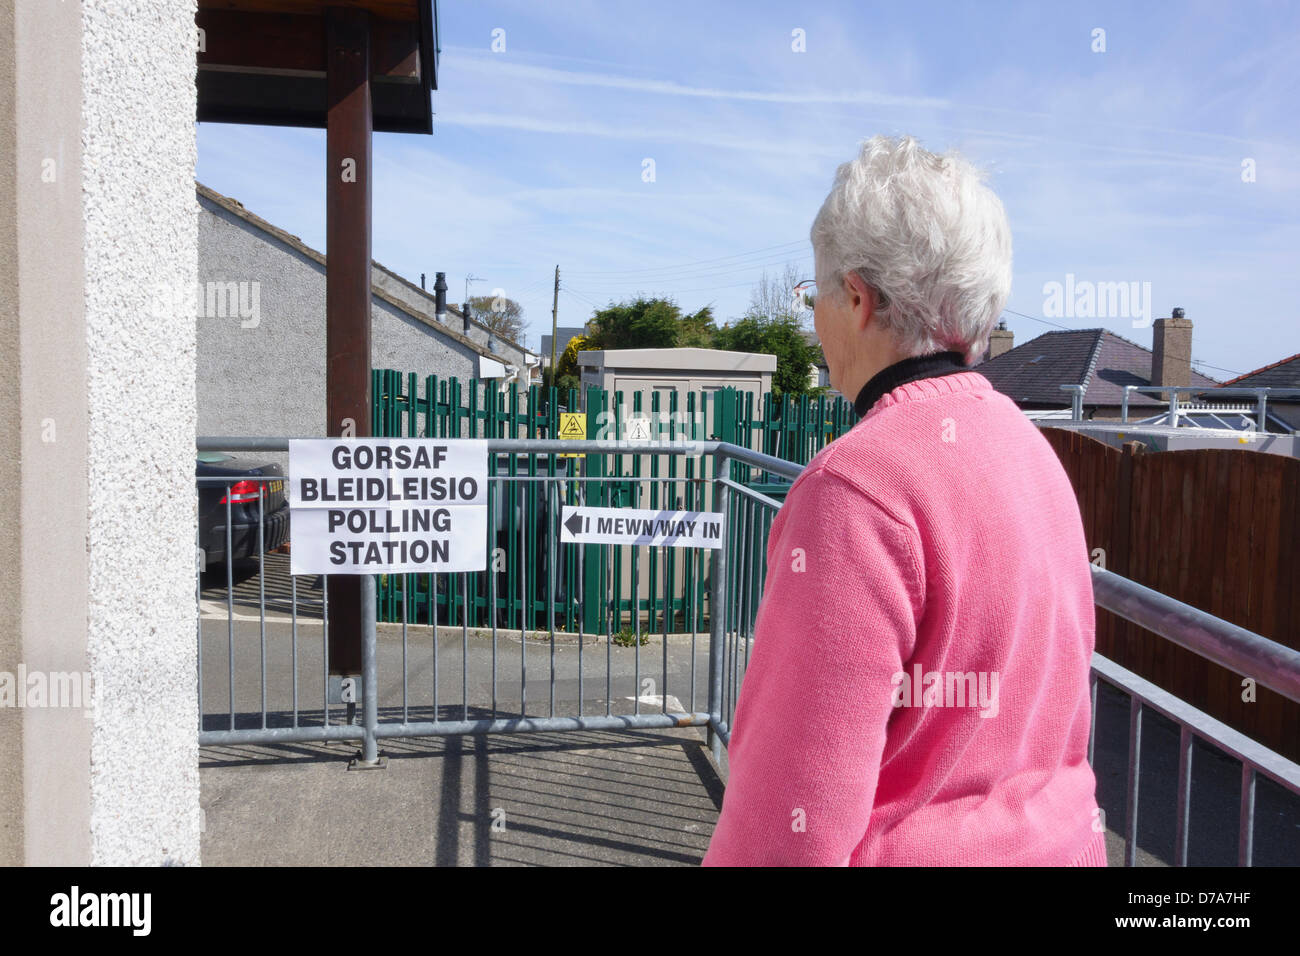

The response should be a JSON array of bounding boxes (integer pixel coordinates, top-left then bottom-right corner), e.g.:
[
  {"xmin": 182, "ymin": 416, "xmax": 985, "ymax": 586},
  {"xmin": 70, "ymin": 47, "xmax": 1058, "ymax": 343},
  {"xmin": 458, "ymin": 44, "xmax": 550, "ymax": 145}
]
[{"xmin": 288, "ymin": 439, "xmax": 488, "ymax": 575}]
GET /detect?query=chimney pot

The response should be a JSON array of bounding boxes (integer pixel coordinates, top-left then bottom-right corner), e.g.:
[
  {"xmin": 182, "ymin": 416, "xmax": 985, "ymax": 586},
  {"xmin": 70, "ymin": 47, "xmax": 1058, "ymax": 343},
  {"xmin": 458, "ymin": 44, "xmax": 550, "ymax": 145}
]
[
  {"xmin": 1152, "ymin": 312, "xmax": 1194, "ymax": 387},
  {"xmin": 433, "ymin": 272, "xmax": 448, "ymax": 322}
]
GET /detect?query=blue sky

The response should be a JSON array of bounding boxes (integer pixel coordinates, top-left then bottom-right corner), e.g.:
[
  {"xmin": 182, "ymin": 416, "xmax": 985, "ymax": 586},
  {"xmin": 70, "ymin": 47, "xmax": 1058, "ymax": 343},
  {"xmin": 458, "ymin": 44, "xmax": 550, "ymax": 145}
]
[{"xmin": 197, "ymin": 0, "xmax": 1300, "ymax": 380}]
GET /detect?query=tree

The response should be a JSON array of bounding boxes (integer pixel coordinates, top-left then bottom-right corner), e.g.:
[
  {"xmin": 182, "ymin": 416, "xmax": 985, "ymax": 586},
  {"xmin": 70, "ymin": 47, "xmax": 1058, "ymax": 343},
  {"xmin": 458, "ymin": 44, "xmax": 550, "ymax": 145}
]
[
  {"xmin": 540, "ymin": 365, "xmax": 581, "ymax": 408},
  {"xmin": 714, "ymin": 313, "xmax": 819, "ymax": 396},
  {"xmin": 584, "ymin": 297, "xmax": 722, "ymax": 350},
  {"xmin": 465, "ymin": 292, "xmax": 526, "ymax": 345},
  {"xmin": 746, "ymin": 262, "xmax": 813, "ymax": 328},
  {"xmin": 713, "ymin": 263, "xmax": 818, "ymax": 396},
  {"xmin": 677, "ymin": 305, "xmax": 717, "ymax": 348},
  {"xmin": 555, "ymin": 333, "xmax": 591, "ymax": 381},
  {"xmin": 586, "ymin": 296, "xmax": 682, "ymax": 350}
]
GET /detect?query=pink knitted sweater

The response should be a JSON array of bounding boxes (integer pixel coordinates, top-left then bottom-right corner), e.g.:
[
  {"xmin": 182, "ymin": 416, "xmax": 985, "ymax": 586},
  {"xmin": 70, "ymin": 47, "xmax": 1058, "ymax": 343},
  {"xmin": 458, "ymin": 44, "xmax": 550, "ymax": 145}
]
[{"xmin": 702, "ymin": 371, "xmax": 1106, "ymax": 866}]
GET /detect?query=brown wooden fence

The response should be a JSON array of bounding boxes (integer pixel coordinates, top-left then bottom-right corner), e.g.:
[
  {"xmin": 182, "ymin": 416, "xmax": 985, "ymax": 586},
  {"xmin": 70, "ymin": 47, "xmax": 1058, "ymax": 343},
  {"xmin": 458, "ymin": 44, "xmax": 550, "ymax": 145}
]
[{"xmin": 1041, "ymin": 428, "xmax": 1300, "ymax": 762}]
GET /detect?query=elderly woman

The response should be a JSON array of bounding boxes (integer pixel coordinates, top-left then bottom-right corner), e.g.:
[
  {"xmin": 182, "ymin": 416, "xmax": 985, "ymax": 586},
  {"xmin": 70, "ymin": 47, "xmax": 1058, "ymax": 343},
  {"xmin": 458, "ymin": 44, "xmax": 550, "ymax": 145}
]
[{"xmin": 702, "ymin": 136, "xmax": 1106, "ymax": 867}]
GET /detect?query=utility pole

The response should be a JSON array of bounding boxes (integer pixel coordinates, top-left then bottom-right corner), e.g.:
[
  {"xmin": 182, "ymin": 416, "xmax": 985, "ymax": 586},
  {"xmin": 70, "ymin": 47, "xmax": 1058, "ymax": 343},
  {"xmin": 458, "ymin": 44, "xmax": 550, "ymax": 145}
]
[{"xmin": 549, "ymin": 264, "xmax": 560, "ymax": 378}]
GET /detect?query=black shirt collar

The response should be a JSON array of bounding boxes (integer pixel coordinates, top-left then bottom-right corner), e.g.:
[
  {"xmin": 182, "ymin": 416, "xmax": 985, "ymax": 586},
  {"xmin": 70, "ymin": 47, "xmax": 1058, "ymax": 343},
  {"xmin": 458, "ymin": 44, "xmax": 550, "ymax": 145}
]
[{"xmin": 853, "ymin": 351, "xmax": 969, "ymax": 417}]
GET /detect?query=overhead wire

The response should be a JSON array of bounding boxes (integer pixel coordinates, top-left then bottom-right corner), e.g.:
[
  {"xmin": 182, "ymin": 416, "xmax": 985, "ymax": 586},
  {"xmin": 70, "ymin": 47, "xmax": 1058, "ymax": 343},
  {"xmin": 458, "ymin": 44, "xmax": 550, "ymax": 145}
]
[
  {"xmin": 561, "ymin": 287, "xmax": 603, "ymax": 311},
  {"xmin": 563, "ymin": 238, "xmax": 810, "ymax": 278},
  {"xmin": 565, "ymin": 254, "xmax": 814, "ymax": 291}
]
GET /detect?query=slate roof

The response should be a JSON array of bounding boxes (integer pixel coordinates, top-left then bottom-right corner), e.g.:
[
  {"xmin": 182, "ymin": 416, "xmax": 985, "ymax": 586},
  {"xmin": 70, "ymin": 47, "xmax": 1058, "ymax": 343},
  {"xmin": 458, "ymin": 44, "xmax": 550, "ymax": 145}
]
[
  {"xmin": 1220, "ymin": 353, "xmax": 1300, "ymax": 389},
  {"xmin": 973, "ymin": 328, "xmax": 1219, "ymax": 407},
  {"xmin": 196, "ymin": 183, "xmax": 518, "ymax": 362},
  {"xmin": 1218, "ymin": 353, "xmax": 1300, "ymax": 430}
]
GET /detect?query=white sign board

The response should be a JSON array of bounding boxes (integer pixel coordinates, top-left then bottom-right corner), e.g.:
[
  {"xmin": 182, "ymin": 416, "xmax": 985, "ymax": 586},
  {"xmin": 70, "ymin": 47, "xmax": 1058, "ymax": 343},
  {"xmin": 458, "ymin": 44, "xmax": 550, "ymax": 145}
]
[
  {"xmin": 560, "ymin": 506, "xmax": 725, "ymax": 549},
  {"xmin": 624, "ymin": 417, "xmax": 651, "ymax": 441},
  {"xmin": 288, "ymin": 438, "xmax": 488, "ymax": 575}
]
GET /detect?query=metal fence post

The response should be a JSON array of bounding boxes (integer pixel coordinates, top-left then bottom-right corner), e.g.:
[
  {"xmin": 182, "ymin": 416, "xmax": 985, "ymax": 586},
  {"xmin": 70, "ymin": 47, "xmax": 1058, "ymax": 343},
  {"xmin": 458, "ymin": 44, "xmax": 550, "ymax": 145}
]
[
  {"xmin": 350, "ymin": 573, "xmax": 384, "ymax": 769},
  {"xmin": 707, "ymin": 453, "xmax": 730, "ymax": 765},
  {"xmin": 1060, "ymin": 384, "xmax": 1084, "ymax": 421}
]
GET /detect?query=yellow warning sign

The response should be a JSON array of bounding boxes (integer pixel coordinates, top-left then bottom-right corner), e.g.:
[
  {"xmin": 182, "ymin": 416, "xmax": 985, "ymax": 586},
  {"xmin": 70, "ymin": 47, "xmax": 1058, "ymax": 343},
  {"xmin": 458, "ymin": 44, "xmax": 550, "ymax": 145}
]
[
  {"xmin": 559, "ymin": 413, "xmax": 586, "ymax": 439},
  {"xmin": 559, "ymin": 413, "xmax": 586, "ymax": 457}
]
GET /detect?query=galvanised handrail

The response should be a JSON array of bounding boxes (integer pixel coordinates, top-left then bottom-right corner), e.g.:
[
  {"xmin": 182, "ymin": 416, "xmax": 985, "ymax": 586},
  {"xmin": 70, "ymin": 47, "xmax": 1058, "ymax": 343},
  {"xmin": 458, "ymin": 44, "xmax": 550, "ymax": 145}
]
[
  {"xmin": 197, "ymin": 436, "xmax": 807, "ymax": 479},
  {"xmin": 199, "ymin": 436, "xmax": 729, "ymax": 454},
  {"xmin": 1091, "ymin": 566, "xmax": 1300, "ymax": 705}
]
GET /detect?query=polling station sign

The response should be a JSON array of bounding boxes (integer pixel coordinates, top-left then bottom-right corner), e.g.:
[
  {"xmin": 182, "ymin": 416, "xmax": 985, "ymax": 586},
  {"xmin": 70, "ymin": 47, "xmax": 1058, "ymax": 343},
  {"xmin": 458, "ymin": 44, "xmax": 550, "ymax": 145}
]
[
  {"xmin": 288, "ymin": 439, "xmax": 488, "ymax": 575},
  {"xmin": 559, "ymin": 506, "xmax": 725, "ymax": 549}
]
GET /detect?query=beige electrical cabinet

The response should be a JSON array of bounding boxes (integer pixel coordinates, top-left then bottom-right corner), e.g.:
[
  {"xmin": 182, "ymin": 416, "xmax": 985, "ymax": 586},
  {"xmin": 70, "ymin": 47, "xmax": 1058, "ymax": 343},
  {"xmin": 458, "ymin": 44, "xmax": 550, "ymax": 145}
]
[{"xmin": 578, "ymin": 347, "xmax": 774, "ymax": 418}]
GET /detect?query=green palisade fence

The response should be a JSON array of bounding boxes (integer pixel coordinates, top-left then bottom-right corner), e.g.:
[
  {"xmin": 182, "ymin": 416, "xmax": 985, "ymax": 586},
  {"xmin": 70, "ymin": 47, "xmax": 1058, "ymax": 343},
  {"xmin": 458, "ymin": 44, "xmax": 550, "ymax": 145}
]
[{"xmin": 368, "ymin": 370, "xmax": 859, "ymax": 632}]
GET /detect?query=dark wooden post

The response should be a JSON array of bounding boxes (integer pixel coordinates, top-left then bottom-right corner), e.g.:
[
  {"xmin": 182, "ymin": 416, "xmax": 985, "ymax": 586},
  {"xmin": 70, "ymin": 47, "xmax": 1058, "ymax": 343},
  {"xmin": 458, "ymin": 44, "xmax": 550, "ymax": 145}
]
[{"xmin": 325, "ymin": 6, "xmax": 372, "ymax": 676}]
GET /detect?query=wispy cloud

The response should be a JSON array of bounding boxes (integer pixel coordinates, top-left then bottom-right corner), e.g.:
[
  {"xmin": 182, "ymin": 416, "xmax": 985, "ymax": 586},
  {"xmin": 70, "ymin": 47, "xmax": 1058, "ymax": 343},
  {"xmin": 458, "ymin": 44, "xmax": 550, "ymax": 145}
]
[
  {"xmin": 438, "ymin": 110, "xmax": 844, "ymax": 158},
  {"xmin": 451, "ymin": 52, "xmax": 951, "ymax": 109}
]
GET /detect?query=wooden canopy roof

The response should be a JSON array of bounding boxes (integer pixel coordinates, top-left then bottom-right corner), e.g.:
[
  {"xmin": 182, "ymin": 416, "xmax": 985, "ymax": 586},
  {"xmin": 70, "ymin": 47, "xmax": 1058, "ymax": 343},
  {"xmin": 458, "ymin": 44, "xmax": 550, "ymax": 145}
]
[{"xmin": 196, "ymin": 0, "xmax": 439, "ymax": 133}]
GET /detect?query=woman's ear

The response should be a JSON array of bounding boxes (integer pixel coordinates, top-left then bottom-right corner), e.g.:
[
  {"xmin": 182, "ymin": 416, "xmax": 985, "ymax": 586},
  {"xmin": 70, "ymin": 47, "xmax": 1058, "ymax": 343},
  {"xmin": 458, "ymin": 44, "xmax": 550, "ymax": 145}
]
[{"xmin": 842, "ymin": 271, "xmax": 875, "ymax": 332}]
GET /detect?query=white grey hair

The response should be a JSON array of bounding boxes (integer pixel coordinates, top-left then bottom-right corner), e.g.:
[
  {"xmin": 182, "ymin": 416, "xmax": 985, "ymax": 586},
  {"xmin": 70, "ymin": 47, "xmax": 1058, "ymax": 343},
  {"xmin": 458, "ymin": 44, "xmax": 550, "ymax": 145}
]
[{"xmin": 810, "ymin": 135, "xmax": 1012, "ymax": 365}]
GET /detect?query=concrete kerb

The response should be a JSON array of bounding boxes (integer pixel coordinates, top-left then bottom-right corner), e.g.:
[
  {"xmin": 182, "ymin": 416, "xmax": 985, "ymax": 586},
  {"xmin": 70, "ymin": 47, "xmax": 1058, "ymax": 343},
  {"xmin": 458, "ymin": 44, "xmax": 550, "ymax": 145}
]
[{"xmin": 379, "ymin": 622, "xmax": 714, "ymax": 647}]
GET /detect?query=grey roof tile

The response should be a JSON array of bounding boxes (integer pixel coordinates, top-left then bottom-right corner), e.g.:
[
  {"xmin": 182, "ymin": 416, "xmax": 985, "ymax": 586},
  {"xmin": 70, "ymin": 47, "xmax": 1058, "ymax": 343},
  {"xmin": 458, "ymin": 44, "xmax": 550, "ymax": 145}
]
[
  {"xmin": 974, "ymin": 327, "xmax": 1218, "ymax": 407},
  {"xmin": 973, "ymin": 329, "xmax": 1103, "ymax": 404},
  {"xmin": 1221, "ymin": 352, "xmax": 1300, "ymax": 389}
]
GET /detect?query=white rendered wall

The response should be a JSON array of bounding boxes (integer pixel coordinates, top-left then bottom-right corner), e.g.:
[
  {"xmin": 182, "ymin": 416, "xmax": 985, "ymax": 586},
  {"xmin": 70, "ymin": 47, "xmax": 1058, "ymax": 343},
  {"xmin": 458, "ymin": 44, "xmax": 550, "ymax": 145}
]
[{"xmin": 82, "ymin": 0, "xmax": 201, "ymax": 865}]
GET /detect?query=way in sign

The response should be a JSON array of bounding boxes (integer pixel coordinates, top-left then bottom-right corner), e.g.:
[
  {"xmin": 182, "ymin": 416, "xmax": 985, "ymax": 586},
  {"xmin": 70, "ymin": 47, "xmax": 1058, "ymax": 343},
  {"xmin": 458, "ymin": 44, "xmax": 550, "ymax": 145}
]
[
  {"xmin": 599, "ymin": 515, "xmax": 698, "ymax": 538},
  {"xmin": 560, "ymin": 505, "xmax": 725, "ymax": 550}
]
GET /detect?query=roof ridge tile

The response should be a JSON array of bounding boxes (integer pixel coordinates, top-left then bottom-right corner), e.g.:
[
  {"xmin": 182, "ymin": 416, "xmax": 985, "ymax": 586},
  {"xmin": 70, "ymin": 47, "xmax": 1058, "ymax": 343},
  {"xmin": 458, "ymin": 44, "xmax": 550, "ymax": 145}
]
[{"xmin": 1222, "ymin": 351, "xmax": 1300, "ymax": 386}]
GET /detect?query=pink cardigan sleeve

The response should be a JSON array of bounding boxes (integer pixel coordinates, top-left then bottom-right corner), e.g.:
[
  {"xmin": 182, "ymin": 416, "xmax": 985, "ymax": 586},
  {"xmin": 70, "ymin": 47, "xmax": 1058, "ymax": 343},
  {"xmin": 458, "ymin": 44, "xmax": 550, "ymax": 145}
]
[{"xmin": 701, "ymin": 467, "xmax": 923, "ymax": 866}]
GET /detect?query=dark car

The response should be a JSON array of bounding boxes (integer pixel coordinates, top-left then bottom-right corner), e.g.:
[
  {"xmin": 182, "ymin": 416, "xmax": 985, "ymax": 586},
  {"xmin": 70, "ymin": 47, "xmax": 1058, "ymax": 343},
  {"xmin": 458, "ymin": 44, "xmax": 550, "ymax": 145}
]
[{"xmin": 197, "ymin": 452, "xmax": 290, "ymax": 567}]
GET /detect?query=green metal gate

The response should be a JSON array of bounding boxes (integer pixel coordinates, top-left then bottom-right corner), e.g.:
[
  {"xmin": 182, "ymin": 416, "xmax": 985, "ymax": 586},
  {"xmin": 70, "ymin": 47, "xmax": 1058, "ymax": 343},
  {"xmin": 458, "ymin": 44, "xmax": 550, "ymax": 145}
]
[{"xmin": 369, "ymin": 370, "xmax": 859, "ymax": 631}]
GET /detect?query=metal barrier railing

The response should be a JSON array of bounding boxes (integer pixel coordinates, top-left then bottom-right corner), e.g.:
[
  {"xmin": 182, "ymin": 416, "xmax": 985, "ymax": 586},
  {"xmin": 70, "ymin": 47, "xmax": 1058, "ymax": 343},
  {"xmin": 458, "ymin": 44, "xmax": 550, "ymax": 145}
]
[
  {"xmin": 705, "ymin": 449, "xmax": 798, "ymax": 761},
  {"xmin": 1088, "ymin": 567, "xmax": 1300, "ymax": 865},
  {"xmin": 1058, "ymin": 383, "xmax": 1300, "ymax": 430},
  {"xmin": 196, "ymin": 437, "xmax": 797, "ymax": 762},
  {"xmin": 196, "ymin": 436, "xmax": 1300, "ymax": 864},
  {"xmin": 1120, "ymin": 386, "xmax": 1300, "ymax": 430}
]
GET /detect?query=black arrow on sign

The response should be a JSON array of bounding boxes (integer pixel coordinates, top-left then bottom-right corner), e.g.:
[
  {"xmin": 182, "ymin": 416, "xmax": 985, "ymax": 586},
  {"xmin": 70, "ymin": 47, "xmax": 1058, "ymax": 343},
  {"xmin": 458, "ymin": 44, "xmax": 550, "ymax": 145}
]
[{"xmin": 564, "ymin": 510, "xmax": 585, "ymax": 537}]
